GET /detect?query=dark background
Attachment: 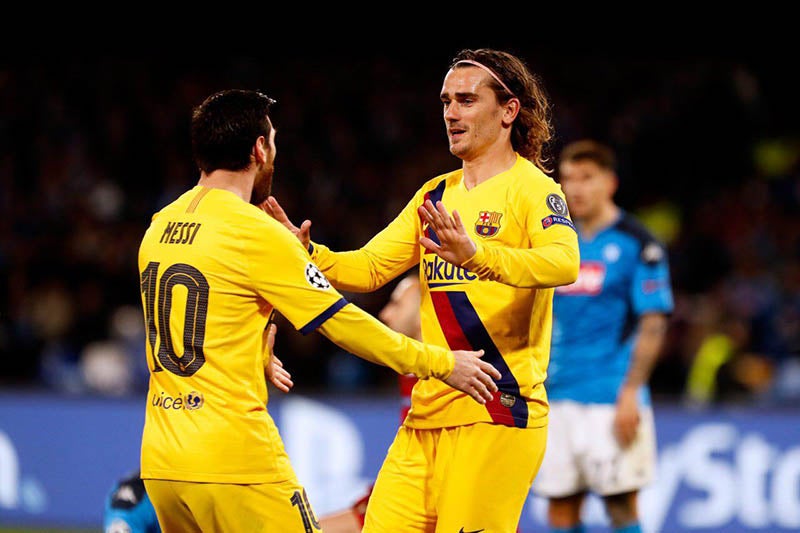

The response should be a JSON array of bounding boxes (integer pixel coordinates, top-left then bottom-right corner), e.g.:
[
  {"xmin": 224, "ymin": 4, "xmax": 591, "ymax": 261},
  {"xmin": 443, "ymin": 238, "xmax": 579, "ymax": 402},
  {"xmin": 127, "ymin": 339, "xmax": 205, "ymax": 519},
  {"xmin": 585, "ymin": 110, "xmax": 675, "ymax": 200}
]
[{"xmin": 1, "ymin": 42, "xmax": 797, "ymax": 406}]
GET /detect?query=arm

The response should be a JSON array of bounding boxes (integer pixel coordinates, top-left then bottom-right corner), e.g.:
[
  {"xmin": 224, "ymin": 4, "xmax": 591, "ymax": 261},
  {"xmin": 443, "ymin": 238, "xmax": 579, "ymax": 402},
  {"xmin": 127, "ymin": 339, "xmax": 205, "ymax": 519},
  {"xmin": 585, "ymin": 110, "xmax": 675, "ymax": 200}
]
[
  {"xmin": 418, "ymin": 188, "xmax": 580, "ymax": 288},
  {"xmin": 614, "ymin": 313, "xmax": 669, "ymax": 447},
  {"xmin": 615, "ymin": 239, "xmax": 674, "ymax": 446},
  {"xmin": 262, "ymin": 323, "xmax": 293, "ymax": 393},
  {"xmin": 264, "ymin": 194, "xmax": 421, "ymax": 293},
  {"xmin": 461, "ymin": 237, "xmax": 579, "ymax": 288},
  {"xmin": 318, "ymin": 303, "xmax": 500, "ymax": 404},
  {"xmin": 248, "ymin": 215, "xmax": 499, "ymax": 404}
]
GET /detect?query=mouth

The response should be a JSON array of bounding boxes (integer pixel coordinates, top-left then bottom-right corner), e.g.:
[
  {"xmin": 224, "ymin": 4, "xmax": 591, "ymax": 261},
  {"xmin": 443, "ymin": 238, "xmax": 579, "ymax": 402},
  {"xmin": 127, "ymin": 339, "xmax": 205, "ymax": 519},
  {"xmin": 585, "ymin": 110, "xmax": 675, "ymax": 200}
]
[{"xmin": 448, "ymin": 127, "xmax": 466, "ymax": 142}]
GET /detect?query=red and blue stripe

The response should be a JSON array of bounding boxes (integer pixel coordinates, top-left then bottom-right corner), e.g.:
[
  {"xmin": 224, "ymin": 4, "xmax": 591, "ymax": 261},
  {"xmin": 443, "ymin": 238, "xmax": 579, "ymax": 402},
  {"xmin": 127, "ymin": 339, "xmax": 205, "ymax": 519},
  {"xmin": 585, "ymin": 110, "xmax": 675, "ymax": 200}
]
[{"xmin": 430, "ymin": 291, "xmax": 528, "ymax": 427}]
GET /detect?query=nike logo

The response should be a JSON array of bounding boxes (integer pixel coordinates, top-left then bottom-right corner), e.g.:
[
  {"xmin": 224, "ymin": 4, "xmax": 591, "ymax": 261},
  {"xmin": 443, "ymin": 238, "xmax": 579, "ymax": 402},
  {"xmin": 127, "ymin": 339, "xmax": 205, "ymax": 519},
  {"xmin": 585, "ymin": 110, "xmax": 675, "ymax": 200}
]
[{"xmin": 458, "ymin": 528, "xmax": 485, "ymax": 533}]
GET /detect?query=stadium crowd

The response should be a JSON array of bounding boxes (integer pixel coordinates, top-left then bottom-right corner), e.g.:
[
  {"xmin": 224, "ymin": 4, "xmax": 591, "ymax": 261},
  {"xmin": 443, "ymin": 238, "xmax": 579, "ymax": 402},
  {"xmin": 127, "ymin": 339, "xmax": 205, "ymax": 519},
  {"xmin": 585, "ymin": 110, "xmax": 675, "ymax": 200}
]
[{"xmin": 1, "ymin": 50, "xmax": 797, "ymax": 406}]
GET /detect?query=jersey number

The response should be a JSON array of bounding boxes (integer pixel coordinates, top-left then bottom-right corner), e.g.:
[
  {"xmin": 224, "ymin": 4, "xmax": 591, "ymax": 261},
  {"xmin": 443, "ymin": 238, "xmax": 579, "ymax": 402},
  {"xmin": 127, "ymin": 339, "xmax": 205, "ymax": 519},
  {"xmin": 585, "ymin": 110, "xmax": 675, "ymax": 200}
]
[
  {"xmin": 140, "ymin": 261, "xmax": 209, "ymax": 377},
  {"xmin": 291, "ymin": 489, "xmax": 321, "ymax": 532}
]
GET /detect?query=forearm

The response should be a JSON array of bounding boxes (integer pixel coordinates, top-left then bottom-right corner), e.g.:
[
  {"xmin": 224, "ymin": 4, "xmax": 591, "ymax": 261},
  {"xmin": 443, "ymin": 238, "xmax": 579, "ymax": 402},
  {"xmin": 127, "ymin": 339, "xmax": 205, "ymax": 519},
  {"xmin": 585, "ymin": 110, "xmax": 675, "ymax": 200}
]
[
  {"xmin": 461, "ymin": 240, "xmax": 579, "ymax": 288},
  {"xmin": 317, "ymin": 303, "xmax": 454, "ymax": 379},
  {"xmin": 623, "ymin": 314, "xmax": 669, "ymax": 389}
]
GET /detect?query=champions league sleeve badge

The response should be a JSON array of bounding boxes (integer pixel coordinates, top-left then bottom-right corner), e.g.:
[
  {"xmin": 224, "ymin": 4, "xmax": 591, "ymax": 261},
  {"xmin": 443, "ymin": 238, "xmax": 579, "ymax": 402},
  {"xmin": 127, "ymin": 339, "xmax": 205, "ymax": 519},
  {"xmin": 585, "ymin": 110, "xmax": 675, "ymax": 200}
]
[
  {"xmin": 305, "ymin": 263, "xmax": 331, "ymax": 290},
  {"xmin": 546, "ymin": 193, "xmax": 569, "ymax": 216},
  {"xmin": 475, "ymin": 210, "xmax": 503, "ymax": 238}
]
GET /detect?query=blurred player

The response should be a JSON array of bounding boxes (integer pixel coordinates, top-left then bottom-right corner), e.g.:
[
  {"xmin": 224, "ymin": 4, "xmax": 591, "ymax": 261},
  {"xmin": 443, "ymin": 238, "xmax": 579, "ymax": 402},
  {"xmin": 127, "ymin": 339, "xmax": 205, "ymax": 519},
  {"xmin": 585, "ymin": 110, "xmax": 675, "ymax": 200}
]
[
  {"xmin": 265, "ymin": 48, "xmax": 579, "ymax": 532},
  {"xmin": 104, "ymin": 470, "xmax": 160, "ymax": 533},
  {"xmin": 530, "ymin": 139, "xmax": 674, "ymax": 533},
  {"xmin": 318, "ymin": 273, "xmax": 422, "ymax": 533},
  {"xmin": 379, "ymin": 274, "xmax": 423, "ymax": 423},
  {"xmin": 137, "ymin": 89, "xmax": 500, "ymax": 532}
]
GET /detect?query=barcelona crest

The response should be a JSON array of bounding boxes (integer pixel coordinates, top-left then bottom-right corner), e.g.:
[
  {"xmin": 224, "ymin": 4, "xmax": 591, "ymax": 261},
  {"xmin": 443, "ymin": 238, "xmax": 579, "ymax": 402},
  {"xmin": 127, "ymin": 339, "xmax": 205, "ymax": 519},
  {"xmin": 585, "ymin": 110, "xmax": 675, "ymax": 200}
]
[{"xmin": 475, "ymin": 211, "xmax": 502, "ymax": 238}]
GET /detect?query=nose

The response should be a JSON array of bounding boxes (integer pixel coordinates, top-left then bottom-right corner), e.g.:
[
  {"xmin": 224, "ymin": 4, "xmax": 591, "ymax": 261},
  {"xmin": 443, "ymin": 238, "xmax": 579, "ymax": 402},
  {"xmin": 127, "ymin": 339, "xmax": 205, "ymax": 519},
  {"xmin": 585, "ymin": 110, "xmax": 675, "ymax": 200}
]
[{"xmin": 444, "ymin": 102, "xmax": 459, "ymax": 122}]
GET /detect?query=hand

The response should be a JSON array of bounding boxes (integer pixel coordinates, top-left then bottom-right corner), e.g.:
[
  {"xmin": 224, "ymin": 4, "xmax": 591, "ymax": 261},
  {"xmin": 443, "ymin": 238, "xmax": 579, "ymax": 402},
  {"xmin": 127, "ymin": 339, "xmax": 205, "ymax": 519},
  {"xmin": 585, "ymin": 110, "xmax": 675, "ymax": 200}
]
[
  {"xmin": 265, "ymin": 323, "xmax": 294, "ymax": 393},
  {"xmin": 443, "ymin": 349, "xmax": 501, "ymax": 404},
  {"xmin": 613, "ymin": 385, "xmax": 640, "ymax": 447},
  {"xmin": 418, "ymin": 199, "xmax": 477, "ymax": 266},
  {"xmin": 260, "ymin": 196, "xmax": 312, "ymax": 250}
]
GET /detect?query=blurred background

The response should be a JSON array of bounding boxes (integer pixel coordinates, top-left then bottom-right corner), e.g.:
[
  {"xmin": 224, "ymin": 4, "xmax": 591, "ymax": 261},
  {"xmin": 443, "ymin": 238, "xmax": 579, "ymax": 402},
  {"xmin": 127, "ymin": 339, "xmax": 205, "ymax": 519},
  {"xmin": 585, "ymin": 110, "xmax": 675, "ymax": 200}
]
[
  {"xmin": 1, "ymin": 44, "xmax": 799, "ymax": 531},
  {"xmin": 2, "ymin": 45, "xmax": 797, "ymax": 404}
]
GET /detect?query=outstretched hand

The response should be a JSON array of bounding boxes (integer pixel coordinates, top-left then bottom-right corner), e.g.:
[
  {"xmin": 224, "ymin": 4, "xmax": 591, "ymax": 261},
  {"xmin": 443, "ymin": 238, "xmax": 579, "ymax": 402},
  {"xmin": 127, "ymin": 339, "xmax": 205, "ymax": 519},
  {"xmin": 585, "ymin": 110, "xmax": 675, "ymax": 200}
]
[
  {"xmin": 265, "ymin": 323, "xmax": 293, "ymax": 393},
  {"xmin": 443, "ymin": 349, "xmax": 501, "ymax": 404},
  {"xmin": 260, "ymin": 196, "xmax": 312, "ymax": 250},
  {"xmin": 418, "ymin": 199, "xmax": 477, "ymax": 266}
]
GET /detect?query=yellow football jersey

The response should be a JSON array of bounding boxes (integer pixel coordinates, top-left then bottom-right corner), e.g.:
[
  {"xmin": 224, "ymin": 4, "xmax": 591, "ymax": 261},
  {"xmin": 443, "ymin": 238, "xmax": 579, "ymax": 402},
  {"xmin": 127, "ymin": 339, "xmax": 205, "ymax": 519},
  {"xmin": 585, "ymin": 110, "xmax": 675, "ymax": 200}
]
[
  {"xmin": 311, "ymin": 154, "xmax": 579, "ymax": 429},
  {"xmin": 138, "ymin": 186, "xmax": 456, "ymax": 483}
]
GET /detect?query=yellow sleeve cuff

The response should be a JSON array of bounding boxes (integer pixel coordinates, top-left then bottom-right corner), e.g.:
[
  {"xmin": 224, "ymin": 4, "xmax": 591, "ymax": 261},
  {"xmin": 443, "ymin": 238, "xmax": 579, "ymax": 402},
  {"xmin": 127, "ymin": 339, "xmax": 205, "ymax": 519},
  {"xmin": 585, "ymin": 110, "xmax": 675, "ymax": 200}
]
[
  {"xmin": 461, "ymin": 241, "xmax": 495, "ymax": 280},
  {"xmin": 426, "ymin": 347, "xmax": 455, "ymax": 381}
]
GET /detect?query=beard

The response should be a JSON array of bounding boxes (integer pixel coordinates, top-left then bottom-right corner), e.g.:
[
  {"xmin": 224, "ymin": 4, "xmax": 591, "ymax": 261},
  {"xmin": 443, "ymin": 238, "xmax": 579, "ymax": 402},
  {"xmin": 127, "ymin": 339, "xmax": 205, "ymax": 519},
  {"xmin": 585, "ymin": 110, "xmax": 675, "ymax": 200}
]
[{"xmin": 250, "ymin": 164, "xmax": 274, "ymax": 205}]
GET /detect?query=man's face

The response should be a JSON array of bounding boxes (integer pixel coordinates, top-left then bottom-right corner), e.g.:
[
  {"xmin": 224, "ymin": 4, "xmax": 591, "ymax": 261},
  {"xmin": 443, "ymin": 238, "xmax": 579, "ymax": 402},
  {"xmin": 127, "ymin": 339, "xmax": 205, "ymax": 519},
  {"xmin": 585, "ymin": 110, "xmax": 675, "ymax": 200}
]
[
  {"xmin": 558, "ymin": 159, "xmax": 616, "ymax": 220},
  {"xmin": 251, "ymin": 123, "xmax": 276, "ymax": 205},
  {"xmin": 440, "ymin": 66, "xmax": 505, "ymax": 160}
]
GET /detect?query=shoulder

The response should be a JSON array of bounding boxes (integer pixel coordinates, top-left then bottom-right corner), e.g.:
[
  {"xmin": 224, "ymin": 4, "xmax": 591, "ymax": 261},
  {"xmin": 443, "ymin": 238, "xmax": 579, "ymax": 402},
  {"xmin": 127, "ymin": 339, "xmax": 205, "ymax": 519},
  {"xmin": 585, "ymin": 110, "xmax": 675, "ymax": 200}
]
[
  {"xmin": 614, "ymin": 212, "xmax": 668, "ymax": 265},
  {"xmin": 511, "ymin": 157, "xmax": 562, "ymax": 195},
  {"xmin": 509, "ymin": 158, "xmax": 568, "ymax": 214},
  {"xmin": 108, "ymin": 471, "xmax": 147, "ymax": 510}
]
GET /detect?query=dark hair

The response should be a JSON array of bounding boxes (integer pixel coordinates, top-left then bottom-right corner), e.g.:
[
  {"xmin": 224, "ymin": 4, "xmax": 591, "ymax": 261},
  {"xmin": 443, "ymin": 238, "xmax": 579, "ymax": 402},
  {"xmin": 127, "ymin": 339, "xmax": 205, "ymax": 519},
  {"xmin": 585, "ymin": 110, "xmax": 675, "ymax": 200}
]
[
  {"xmin": 191, "ymin": 89, "xmax": 276, "ymax": 174},
  {"xmin": 559, "ymin": 139, "xmax": 617, "ymax": 172},
  {"xmin": 450, "ymin": 48, "xmax": 553, "ymax": 172}
]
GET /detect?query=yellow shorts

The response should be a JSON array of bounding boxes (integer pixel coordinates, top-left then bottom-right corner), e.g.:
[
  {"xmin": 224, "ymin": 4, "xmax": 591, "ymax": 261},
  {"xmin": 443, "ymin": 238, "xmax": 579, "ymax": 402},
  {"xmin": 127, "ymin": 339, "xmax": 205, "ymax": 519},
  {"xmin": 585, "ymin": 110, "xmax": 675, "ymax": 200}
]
[
  {"xmin": 144, "ymin": 478, "xmax": 322, "ymax": 533},
  {"xmin": 363, "ymin": 422, "xmax": 546, "ymax": 533}
]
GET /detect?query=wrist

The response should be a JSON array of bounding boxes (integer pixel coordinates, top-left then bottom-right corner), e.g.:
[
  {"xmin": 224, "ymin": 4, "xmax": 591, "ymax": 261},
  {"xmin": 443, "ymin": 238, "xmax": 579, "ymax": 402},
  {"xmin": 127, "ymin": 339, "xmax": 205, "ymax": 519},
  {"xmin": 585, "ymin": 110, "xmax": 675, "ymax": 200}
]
[{"xmin": 460, "ymin": 241, "xmax": 483, "ymax": 268}]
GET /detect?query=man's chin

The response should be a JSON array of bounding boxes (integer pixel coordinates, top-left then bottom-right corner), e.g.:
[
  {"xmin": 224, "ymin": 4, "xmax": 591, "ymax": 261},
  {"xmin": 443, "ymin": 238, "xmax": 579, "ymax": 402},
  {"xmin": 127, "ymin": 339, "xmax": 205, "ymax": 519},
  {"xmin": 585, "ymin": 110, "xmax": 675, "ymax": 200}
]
[{"xmin": 449, "ymin": 142, "xmax": 466, "ymax": 158}]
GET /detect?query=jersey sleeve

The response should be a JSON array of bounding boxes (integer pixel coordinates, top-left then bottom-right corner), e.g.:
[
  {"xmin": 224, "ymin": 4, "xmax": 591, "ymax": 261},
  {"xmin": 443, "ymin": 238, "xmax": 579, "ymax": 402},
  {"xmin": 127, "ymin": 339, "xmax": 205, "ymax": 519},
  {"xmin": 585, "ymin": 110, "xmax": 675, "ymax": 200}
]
[
  {"xmin": 246, "ymin": 217, "xmax": 349, "ymax": 334},
  {"xmin": 308, "ymin": 192, "xmax": 423, "ymax": 292},
  {"xmin": 318, "ymin": 303, "xmax": 454, "ymax": 380},
  {"xmin": 631, "ymin": 240, "xmax": 674, "ymax": 315},
  {"xmin": 461, "ymin": 181, "xmax": 580, "ymax": 288}
]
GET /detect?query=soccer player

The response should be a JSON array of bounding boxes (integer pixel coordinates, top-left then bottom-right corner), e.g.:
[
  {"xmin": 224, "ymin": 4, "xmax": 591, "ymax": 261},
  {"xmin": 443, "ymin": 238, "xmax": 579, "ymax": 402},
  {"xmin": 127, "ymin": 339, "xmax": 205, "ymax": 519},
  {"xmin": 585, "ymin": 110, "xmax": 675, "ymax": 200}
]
[
  {"xmin": 530, "ymin": 139, "xmax": 674, "ymax": 533},
  {"xmin": 265, "ymin": 48, "xmax": 580, "ymax": 532},
  {"xmin": 137, "ymin": 89, "xmax": 501, "ymax": 532}
]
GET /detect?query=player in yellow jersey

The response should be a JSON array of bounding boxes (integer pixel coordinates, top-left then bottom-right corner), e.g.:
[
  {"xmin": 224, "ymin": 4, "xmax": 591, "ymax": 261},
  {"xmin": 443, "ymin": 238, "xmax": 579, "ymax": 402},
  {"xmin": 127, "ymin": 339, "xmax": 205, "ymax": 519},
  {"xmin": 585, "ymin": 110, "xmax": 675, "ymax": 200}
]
[
  {"xmin": 137, "ymin": 89, "xmax": 502, "ymax": 533},
  {"xmin": 265, "ymin": 49, "xmax": 580, "ymax": 532}
]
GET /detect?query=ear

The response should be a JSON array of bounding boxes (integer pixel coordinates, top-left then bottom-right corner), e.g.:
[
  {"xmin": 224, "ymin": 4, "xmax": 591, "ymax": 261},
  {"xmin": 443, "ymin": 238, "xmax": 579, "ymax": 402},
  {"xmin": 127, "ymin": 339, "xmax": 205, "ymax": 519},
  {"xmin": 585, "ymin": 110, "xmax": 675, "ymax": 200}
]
[
  {"xmin": 502, "ymin": 97, "xmax": 521, "ymax": 126},
  {"xmin": 609, "ymin": 172, "xmax": 620, "ymax": 196},
  {"xmin": 253, "ymin": 136, "xmax": 269, "ymax": 164}
]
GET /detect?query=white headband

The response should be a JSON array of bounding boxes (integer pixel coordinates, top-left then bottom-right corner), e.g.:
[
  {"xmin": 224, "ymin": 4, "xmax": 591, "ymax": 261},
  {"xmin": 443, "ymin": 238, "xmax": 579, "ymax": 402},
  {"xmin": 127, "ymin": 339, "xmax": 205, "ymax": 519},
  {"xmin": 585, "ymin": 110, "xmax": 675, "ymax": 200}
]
[{"xmin": 455, "ymin": 59, "xmax": 515, "ymax": 96}]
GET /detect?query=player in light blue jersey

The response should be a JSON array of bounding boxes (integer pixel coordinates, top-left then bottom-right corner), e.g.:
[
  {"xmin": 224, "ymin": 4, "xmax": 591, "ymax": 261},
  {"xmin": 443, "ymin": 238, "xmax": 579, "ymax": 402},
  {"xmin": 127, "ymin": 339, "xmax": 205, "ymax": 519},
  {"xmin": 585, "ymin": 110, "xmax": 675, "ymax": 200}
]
[
  {"xmin": 103, "ymin": 470, "xmax": 161, "ymax": 533},
  {"xmin": 531, "ymin": 139, "xmax": 674, "ymax": 533}
]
